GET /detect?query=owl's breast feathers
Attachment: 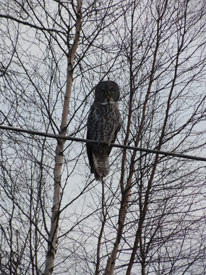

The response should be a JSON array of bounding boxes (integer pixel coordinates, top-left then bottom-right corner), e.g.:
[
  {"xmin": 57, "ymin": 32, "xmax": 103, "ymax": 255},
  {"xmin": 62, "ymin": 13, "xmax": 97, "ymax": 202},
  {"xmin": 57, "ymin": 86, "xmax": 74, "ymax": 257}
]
[{"xmin": 86, "ymin": 102, "xmax": 121, "ymax": 180}]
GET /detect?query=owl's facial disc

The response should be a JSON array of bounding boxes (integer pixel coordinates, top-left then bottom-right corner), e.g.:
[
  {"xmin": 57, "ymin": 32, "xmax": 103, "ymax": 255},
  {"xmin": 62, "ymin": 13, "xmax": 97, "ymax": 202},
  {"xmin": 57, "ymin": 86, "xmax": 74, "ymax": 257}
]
[{"xmin": 95, "ymin": 81, "xmax": 120, "ymax": 103}]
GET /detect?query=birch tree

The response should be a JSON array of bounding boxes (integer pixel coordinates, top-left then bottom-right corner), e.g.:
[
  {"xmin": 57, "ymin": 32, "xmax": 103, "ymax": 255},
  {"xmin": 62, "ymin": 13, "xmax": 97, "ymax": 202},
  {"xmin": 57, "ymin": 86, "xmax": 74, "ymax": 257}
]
[
  {"xmin": 43, "ymin": 1, "xmax": 82, "ymax": 274},
  {"xmin": 0, "ymin": 0, "xmax": 126, "ymax": 274}
]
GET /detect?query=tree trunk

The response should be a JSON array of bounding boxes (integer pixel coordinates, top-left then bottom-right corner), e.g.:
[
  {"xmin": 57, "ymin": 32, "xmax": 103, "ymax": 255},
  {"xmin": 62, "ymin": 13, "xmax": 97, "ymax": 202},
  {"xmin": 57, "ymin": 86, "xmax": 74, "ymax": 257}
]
[{"xmin": 43, "ymin": 1, "xmax": 82, "ymax": 274}]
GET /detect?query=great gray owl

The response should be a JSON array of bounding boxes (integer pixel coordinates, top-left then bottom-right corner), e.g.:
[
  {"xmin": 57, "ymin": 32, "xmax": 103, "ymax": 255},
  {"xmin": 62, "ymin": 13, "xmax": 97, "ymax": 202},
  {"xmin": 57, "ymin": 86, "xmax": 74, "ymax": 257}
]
[{"xmin": 86, "ymin": 81, "xmax": 121, "ymax": 180}]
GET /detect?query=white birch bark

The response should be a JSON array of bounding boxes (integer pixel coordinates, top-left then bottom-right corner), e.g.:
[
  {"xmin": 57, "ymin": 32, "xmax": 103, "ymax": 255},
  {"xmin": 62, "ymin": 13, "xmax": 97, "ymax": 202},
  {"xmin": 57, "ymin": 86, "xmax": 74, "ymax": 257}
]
[{"xmin": 43, "ymin": 1, "xmax": 82, "ymax": 274}]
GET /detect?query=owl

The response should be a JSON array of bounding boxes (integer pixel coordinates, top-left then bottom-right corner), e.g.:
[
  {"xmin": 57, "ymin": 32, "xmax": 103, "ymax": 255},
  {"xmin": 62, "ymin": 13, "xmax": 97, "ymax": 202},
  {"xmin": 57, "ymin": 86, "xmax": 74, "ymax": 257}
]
[{"xmin": 86, "ymin": 81, "xmax": 121, "ymax": 180}]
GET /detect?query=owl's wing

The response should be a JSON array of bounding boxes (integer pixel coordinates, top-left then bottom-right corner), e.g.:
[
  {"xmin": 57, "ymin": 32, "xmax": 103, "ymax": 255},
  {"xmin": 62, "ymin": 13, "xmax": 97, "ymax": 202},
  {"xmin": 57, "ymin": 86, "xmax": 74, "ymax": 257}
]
[
  {"xmin": 107, "ymin": 107, "xmax": 121, "ymax": 156},
  {"xmin": 86, "ymin": 103, "xmax": 121, "ymax": 180},
  {"xmin": 108, "ymin": 123, "xmax": 121, "ymax": 156},
  {"xmin": 86, "ymin": 105, "xmax": 96, "ymax": 174},
  {"xmin": 86, "ymin": 128, "xmax": 95, "ymax": 173}
]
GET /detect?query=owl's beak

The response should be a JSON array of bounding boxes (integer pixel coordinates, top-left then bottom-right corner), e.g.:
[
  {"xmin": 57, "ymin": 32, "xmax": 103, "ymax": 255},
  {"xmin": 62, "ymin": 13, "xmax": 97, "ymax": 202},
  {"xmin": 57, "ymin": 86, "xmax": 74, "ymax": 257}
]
[
  {"xmin": 107, "ymin": 96, "xmax": 111, "ymax": 103},
  {"xmin": 107, "ymin": 92, "xmax": 111, "ymax": 102}
]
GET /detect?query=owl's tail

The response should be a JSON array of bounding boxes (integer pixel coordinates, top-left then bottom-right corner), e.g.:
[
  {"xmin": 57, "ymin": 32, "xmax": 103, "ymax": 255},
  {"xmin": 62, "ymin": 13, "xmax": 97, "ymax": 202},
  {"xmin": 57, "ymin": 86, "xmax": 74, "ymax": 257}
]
[{"xmin": 92, "ymin": 145, "xmax": 109, "ymax": 181}]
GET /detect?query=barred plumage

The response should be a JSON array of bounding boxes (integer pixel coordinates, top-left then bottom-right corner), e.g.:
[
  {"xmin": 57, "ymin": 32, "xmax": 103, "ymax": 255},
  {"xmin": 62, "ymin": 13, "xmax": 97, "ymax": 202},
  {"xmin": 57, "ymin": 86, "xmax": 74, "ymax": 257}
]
[{"xmin": 86, "ymin": 81, "xmax": 121, "ymax": 180}]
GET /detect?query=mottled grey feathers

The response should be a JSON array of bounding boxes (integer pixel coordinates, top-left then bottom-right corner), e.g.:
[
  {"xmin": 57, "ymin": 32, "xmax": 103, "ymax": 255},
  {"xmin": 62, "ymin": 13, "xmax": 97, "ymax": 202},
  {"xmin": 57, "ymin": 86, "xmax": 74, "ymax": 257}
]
[{"xmin": 86, "ymin": 81, "xmax": 121, "ymax": 180}]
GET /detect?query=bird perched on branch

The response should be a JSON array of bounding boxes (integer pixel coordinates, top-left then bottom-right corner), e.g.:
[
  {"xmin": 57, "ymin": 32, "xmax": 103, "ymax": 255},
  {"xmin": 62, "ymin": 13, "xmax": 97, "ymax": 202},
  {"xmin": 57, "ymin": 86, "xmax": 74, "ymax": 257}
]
[{"xmin": 86, "ymin": 81, "xmax": 121, "ymax": 181}]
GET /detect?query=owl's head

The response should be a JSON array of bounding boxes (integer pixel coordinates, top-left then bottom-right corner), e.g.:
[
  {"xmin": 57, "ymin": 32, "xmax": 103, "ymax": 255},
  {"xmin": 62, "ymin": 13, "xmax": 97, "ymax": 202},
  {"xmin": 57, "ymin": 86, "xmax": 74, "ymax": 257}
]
[{"xmin": 95, "ymin": 81, "xmax": 120, "ymax": 103}]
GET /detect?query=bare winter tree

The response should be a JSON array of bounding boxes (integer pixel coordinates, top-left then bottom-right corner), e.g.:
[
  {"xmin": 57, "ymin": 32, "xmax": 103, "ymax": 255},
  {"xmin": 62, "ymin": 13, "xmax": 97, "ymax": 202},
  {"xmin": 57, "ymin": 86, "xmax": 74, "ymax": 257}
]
[
  {"xmin": 0, "ymin": 0, "xmax": 206, "ymax": 275},
  {"xmin": 101, "ymin": 1, "xmax": 206, "ymax": 274}
]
